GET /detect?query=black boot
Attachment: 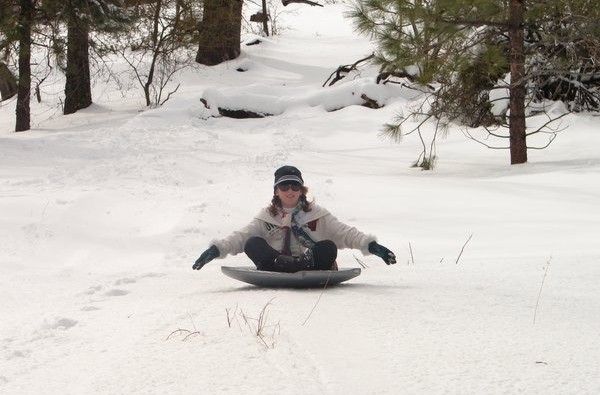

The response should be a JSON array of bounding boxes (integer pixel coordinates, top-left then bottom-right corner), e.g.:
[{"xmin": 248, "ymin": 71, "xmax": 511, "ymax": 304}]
[{"xmin": 274, "ymin": 249, "xmax": 314, "ymax": 273}]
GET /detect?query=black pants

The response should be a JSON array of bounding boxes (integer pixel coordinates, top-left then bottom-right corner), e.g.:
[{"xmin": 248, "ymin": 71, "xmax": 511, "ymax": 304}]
[{"xmin": 244, "ymin": 236, "xmax": 337, "ymax": 272}]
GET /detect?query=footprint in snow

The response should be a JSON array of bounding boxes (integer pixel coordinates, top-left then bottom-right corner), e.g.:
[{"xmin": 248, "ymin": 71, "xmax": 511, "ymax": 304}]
[
  {"xmin": 83, "ymin": 285, "xmax": 102, "ymax": 295},
  {"xmin": 114, "ymin": 277, "xmax": 136, "ymax": 285},
  {"xmin": 45, "ymin": 317, "xmax": 78, "ymax": 330},
  {"xmin": 104, "ymin": 289, "xmax": 130, "ymax": 297},
  {"xmin": 6, "ymin": 349, "xmax": 32, "ymax": 360},
  {"xmin": 83, "ymin": 272, "xmax": 163, "ymax": 304}
]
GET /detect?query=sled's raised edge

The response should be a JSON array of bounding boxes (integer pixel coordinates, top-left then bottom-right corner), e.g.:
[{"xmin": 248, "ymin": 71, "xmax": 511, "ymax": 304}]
[{"xmin": 221, "ymin": 266, "xmax": 361, "ymax": 288}]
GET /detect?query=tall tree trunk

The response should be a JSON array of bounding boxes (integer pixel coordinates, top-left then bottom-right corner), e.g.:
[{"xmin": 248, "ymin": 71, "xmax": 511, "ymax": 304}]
[
  {"xmin": 508, "ymin": 0, "xmax": 527, "ymax": 164},
  {"xmin": 262, "ymin": 0, "xmax": 269, "ymax": 36},
  {"xmin": 15, "ymin": 0, "xmax": 34, "ymax": 132},
  {"xmin": 64, "ymin": 17, "xmax": 92, "ymax": 115},
  {"xmin": 195, "ymin": 0, "xmax": 243, "ymax": 66}
]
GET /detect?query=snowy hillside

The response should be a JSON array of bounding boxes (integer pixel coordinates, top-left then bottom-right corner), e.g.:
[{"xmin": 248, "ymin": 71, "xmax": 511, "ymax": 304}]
[{"xmin": 1, "ymin": 4, "xmax": 600, "ymax": 395}]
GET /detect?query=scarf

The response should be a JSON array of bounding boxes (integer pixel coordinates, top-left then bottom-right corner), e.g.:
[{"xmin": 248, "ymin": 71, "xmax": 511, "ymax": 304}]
[{"xmin": 280, "ymin": 205, "xmax": 316, "ymax": 256}]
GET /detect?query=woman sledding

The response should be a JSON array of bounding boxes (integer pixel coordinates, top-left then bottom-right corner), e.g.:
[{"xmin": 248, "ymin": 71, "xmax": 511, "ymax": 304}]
[{"xmin": 193, "ymin": 165, "xmax": 396, "ymax": 272}]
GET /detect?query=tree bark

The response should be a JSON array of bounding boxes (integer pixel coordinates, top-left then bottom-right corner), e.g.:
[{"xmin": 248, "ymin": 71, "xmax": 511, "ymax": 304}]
[
  {"xmin": 64, "ymin": 17, "xmax": 92, "ymax": 115},
  {"xmin": 195, "ymin": 0, "xmax": 243, "ymax": 66},
  {"xmin": 508, "ymin": 0, "xmax": 527, "ymax": 164},
  {"xmin": 15, "ymin": 0, "xmax": 34, "ymax": 132},
  {"xmin": 262, "ymin": 0, "xmax": 269, "ymax": 36}
]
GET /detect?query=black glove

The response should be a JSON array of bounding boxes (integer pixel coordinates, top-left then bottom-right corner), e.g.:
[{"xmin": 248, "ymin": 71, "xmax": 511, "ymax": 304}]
[
  {"xmin": 193, "ymin": 245, "xmax": 220, "ymax": 270},
  {"xmin": 368, "ymin": 241, "xmax": 397, "ymax": 265}
]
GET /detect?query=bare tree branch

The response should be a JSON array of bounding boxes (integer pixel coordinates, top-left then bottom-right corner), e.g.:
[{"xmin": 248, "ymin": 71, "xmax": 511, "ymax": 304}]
[
  {"xmin": 323, "ymin": 54, "xmax": 374, "ymax": 87},
  {"xmin": 282, "ymin": 0, "xmax": 323, "ymax": 7}
]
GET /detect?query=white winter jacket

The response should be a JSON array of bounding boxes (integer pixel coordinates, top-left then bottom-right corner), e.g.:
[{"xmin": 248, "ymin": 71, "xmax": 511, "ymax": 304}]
[{"xmin": 212, "ymin": 203, "xmax": 376, "ymax": 259}]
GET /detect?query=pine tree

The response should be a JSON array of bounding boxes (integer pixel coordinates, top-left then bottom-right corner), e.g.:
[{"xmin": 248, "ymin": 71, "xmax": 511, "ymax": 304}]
[
  {"xmin": 526, "ymin": 0, "xmax": 600, "ymax": 111},
  {"xmin": 64, "ymin": 9, "xmax": 92, "ymax": 115},
  {"xmin": 508, "ymin": 0, "xmax": 526, "ymax": 164},
  {"xmin": 349, "ymin": 0, "xmax": 599, "ymax": 166},
  {"xmin": 15, "ymin": 0, "xmax": 33, "ymax": 132},
  {"xmin": 41, "ymin": 0, "xmax": 131, "ymax": 115}
]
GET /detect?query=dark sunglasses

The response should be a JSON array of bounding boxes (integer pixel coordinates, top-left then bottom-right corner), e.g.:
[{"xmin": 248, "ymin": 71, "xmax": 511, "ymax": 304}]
[{"xmin": 277, "ymin": 183, "xmax": 302, "ymax": 192}]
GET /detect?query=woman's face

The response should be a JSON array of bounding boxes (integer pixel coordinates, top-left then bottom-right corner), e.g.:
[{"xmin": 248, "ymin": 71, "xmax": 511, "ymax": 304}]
[{"xmin": 275, "ymin": 183, "xmax": 303, "ymax": 208}]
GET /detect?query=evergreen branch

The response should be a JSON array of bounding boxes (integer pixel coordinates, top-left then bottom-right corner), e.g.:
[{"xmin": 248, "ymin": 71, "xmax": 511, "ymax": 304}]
[{"xmin": 435, "ymin": 16, "xmax": 511, "ymax": 29}]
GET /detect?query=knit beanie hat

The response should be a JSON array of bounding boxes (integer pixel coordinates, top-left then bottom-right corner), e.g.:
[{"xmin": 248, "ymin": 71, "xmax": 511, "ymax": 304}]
[{"xmin": 274, "ymin": 165, "xmax": 304, "ymax": 187}]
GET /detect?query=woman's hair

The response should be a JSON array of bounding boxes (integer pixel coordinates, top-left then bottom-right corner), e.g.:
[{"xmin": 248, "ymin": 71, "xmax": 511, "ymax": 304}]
[{"xmin": 269, "ymin": 186, "xmax": 312, "ymax": 216}]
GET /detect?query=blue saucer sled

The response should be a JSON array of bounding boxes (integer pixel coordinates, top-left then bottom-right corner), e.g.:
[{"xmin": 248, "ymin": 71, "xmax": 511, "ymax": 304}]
[{"xmin": 221, "ymin": 266, "xmax": 361, "ymax": 288}]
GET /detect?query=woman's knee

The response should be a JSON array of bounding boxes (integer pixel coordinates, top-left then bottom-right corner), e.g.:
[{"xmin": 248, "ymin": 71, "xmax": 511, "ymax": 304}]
[
  {"xmin": 244, "ymin": 237, "xmax": 268, "ymax": 255},
  {"xmin": 313, "ymin": 240, "xmax": 337, "ymax": 269},
  {"xmin": 314, "ymin": 240, "xmax": 337, "ymax": 256}
]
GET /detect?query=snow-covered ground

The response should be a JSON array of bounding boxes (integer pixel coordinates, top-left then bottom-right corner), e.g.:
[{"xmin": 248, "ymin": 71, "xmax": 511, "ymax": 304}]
[{"xmin": 1, "ymin": 4, "xmax": 600, "ymax": 394}]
